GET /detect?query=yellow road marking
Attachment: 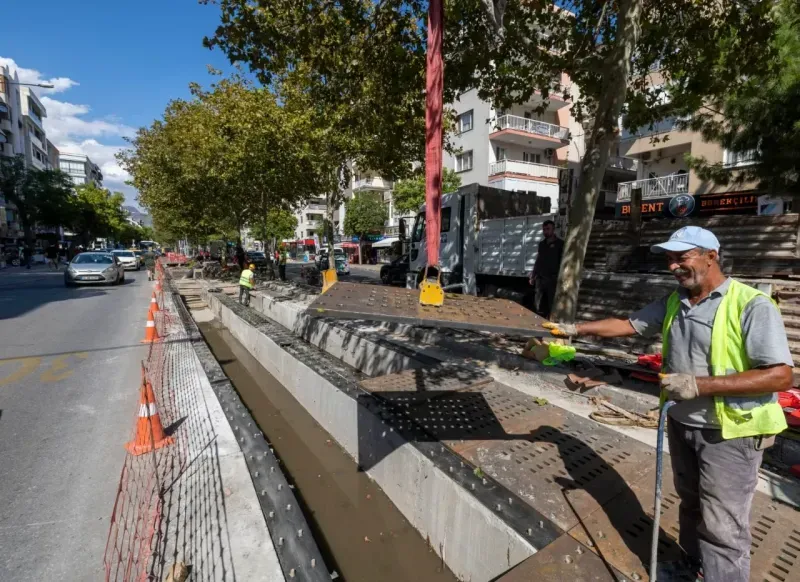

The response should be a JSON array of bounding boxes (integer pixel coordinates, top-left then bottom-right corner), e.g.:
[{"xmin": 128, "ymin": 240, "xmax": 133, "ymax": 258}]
[{"xmin": 0, "ymin": 357, "xmax": 42, "ymax": 386}]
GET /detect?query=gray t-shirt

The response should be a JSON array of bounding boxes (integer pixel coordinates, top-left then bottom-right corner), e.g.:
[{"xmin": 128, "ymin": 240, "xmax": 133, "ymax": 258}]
[{"xmin": 629, "ymin": 278, "xmax": 794, "ymax": 428}]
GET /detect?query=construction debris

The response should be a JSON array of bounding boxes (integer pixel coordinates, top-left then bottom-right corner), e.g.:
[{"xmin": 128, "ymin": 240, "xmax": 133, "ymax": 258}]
[{"xmin": 589, "ymin": 399, "xmax": 659, "ymax": 428}]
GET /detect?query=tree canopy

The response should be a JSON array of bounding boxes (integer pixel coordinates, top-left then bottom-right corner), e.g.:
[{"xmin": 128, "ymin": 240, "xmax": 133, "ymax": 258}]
[
  {"xmin": 118, "ymin": 78, "xmax": 324, "ymax": 245},
  {"xmin": 343, "ymin": 194, "xmax": 388, "ymax": 238},
  {"xmin": 249, "ymin": 208, "xmax": 298, "ymax": 247},
  {"xmin": 0, "ymin": 155, "xmax": 75, "ymax": 246},
  {"xmin": 687, "ymin": 0, "xmax": 800, "ymax": 196}
]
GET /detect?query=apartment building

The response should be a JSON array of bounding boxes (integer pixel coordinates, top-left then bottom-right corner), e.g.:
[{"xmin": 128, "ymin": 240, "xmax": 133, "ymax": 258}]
[
  {"xmin": 616, "ymin": 117, "xmax": 766, "ymax": 219},
  {"xmin": 59, "ymin": 152, "xmax": 103, "ymax": 187},
  {"xmin": 0, "ymin": 65, "xmax": 24, "ymax": 160},
  {"xmin": 19, "ymin": 87, "xmax": 50, "ymax": 171},
  {"xmin": 443, "ymin": 81, "xmax": 587, "ymax": 214},
  {"xmin": 292, "ymin": 197, "xmax": 328, "ymax": 240},
  {"xmin": 46, "ymin": 139, "xmax": 59, "ymax": 170}
]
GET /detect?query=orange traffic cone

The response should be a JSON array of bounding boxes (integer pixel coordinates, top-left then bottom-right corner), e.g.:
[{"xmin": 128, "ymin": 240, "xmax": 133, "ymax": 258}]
[
  {"xmin": 125, "ymin": 375, "xmax": 174, "ymax": 456},
  {"xmin": 149, "ymin": 292, "xmax": 160, "ymax": 314},
  {"xmin": 141, "ymin": 310, "xmax": 161, "ymax": 343}
]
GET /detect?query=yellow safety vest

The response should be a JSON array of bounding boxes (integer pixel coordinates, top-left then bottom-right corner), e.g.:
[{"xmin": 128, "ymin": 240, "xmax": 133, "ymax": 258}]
[
  {"xmin": 239, "ymin": 269, "xmax": 254, "ymax": 289},
  {"xmin": 662, "ymin": 279, "xmax": 788, "ymax": 439}
]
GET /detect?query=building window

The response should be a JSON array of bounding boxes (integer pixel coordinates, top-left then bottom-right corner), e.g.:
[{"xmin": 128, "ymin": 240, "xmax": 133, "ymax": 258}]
[
  {"xmin": 455, "ymin": 150, "xmax": 473, "ymax": 173},
  {"xmin": 523, "ymin": 152, "xmax": 541, "ymax": 164},
  {"xmin": 495, "ymin": 146, "xmax": 507, "ymax": 161},
  {"xmin": 456, "ymin": 110, "xmax": 473, "ymax": 133},
  {"xmin": 723, "ymin": 149, "xmax": 757, "ymax": 168},
  {"xmin": 441, "ymin": 207, "xmax": 451, "ymax": 232}
]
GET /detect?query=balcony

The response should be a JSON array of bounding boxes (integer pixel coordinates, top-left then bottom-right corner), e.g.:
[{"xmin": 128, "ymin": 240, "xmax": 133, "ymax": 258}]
[
  {"xmin": 30, "ymin": 132, "xmax": 44, "ymax": 151},
  {"xmin": 306, "ymin": 203, "xmax": 327, "ymax": 211},
  {"xmin": 607, "ymin": 156, "xmax": 639, "ymax": 172},
  {"xmin": 26, "ymin": 109, "xmax": 43, "ymax": 129},
  {"xmin": 490, "ymin": 115, "xmax": 570, "ymax": 148},
  {"xmin": 489, "ymin": 159, "xmax": 560, "ymax": 181},
  {"xmin": 617, "ymin": 174, "xmax": 689, "ymax": 202},
  {"xmin": 353, "ymin": 176, "xmax": 392, "ymax": 192}
]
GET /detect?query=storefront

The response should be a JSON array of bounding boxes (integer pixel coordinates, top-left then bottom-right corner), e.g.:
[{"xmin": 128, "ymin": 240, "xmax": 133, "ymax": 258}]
[{"xmin": 613, "ymin": 191, "xmax": 784, "ymax": 219}]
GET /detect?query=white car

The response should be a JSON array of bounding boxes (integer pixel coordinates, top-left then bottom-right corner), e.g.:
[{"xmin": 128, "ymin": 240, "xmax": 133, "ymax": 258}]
[{"xmin": 112, "ymin": 250, "xmax": 140, "ymax": 270}]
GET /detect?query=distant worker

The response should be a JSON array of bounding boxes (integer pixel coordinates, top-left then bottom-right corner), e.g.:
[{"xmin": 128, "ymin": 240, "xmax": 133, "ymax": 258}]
[
  {"xmin": 239, "ymin": 263, "xmax": 255, "ymax": 306},
  {"xmin": 278, "ymin": 246, "xmax": 288, "ymax": 281},
  {"xmin": 529, "ymin": 219, "xmax": 563, "ymax": 318},
  {"xmin": 543, "ymin": 226, "xmax": 792, "ymax": 582},
  {"xmin": 144, "ymin": 249, "xmax": 156, "ymax": 281}
]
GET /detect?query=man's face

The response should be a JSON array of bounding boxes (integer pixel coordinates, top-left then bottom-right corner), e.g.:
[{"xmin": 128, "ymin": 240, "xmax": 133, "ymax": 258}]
[
  {"xmin": 542, "ymin": 223, "xmax": 554, "ymax": 239},
  {"xmin": 665, "ymin": 248, "xmax": 716, "ymax": 289}
]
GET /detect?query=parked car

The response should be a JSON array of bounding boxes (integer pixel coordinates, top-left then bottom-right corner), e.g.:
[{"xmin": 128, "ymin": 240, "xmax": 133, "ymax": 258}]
[
  {"xmin": 380, "ymin": 254, "xmax": 410, "ymax": 285},
  {"xmin": 245, "ymin": 251, "xmax": 270, "ymax": 268},
  {"xmin": 315, "ymin": 248, "xmax": 350, "ymax": 275},
  {"xmin": 65, "ymin": 252, "xmax": 125, "ymax": 286},
  {"xmin": 112, "ymin": 250, "xmax": 140, "ymax": 270}
]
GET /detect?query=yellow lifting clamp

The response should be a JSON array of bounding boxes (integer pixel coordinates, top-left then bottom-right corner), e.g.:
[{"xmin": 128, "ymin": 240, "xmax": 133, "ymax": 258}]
[
  {"xmin": 321, "ymin": 268, "xmax": 338, "ymax": 294},
  {"xmin": 418, "ymin": 265, "xmax": 444, "ymax": 307}
]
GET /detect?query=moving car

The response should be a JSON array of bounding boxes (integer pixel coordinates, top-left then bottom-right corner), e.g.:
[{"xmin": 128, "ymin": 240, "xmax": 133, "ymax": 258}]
[
  {"xmin": 130, "ymin": 249, "xmax": 145, "ymax": 267},
  {"xmin": 380, "ymin": 254, "xmax": 410, "ymax": 285},
  {"xmin": 315, "ymin": 248, "xmax": 350, "ymax": 275},
  {"xmin": 112, "ymin": 250, "xmax": 140, "ymax": 270},
  {"xmin": 65, "ymin": 252, "xmax": 125, "ymax": 286}
]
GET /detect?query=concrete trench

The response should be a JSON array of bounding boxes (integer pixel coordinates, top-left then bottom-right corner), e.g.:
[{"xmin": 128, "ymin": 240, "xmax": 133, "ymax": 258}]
[{"xmin": 200, "ymin": 288, "xmax": 556, "ymax": 582}]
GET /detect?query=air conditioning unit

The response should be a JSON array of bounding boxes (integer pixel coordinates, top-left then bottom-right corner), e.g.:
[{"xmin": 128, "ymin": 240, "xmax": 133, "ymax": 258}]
[{"xmin": 544, "ymin": 148, "xmax": 555, "ymax": 157}]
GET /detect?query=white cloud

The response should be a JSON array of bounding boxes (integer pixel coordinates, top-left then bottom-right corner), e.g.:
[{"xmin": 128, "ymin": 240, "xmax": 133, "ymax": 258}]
[
  {"xmin": 2, "ymin": 56, "xmax": 140, "ymax": 205},
  {"xmin": 0, "ymin": 57, "xmax": 78, "ymax": 95}
]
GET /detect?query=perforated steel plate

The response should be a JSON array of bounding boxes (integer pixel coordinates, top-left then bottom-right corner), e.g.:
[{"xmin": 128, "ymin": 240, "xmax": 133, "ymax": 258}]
[
  {"xmin": 360, "ymin": 365, "xmax": 492, "ymax": 393},
  {"xmin": 495, "ymin": 534, "xmax": 623, "ymax": 581},
  {"xmin": 308, "ymin": 282, "xmax": 550, "ymax": 336}
]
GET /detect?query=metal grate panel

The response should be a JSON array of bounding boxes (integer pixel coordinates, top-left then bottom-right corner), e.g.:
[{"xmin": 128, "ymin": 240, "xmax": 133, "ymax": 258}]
[{"xmin": 307, "ymin": 282, "xmax": 550, "ymax": 336}]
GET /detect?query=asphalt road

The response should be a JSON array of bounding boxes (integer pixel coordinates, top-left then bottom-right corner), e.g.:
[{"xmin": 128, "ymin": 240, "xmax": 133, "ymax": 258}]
[
  {"xmin": 0, "ymin": 266, "xmax": 153, "ymax": 581},
  {"xmin": 284, "ymin": 262, "xmax": 384, "ymax": 285}
]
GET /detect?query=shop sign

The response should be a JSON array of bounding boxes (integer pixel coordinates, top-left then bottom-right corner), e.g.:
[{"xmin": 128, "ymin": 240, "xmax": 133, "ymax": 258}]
[
  {"xmin": 698, "ymin": 192, "xmax": 758, "ymax": 213},
  {"xmin": 615, "ymin": 192, "xmax": 758, "ymax": 219}
]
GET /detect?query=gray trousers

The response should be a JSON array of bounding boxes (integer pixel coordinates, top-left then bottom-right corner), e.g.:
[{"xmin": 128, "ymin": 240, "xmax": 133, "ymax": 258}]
[
  {"xmin": 239, "ymin": 285, "xmax": 250, "ymax": 306},
  {"xmin": 667, "ymin": 419, "xmax": 763, "ymax": 582}
]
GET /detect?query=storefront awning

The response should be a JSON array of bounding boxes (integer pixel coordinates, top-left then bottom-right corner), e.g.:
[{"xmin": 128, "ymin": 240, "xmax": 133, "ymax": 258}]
[
  {"xmin": 340, "ymin": 242, "xmax": 359, "ymax": 249},
  {"xmin": 371, "ymin": 237, "xmax": 399, "ymax": 249}
]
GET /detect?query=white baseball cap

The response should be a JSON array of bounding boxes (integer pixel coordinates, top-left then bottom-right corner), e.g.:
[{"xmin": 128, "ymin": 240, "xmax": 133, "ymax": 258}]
[{"xmin": 651, "ymin": 226, "xmax": 720, "ymax": 253}]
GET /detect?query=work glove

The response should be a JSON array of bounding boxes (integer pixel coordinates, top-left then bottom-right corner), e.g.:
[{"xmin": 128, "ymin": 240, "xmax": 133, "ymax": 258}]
[
  {"xmin": 542, "ymin": 321, "xmax": 578, "ymax": 338},
  {"xmin": 660, "ymin": 373, "xmax": 699, "ymax": 401}
]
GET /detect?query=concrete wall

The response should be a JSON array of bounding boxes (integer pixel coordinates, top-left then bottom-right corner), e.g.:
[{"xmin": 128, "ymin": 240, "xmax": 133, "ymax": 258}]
[{"xmin": 205, "ymin": 292, "xmax": 537, "ymax": 581}]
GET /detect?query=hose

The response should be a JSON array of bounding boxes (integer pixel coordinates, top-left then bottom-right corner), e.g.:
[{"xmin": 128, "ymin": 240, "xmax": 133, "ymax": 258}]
[{"xmin": 649, "ymin": 400, "xmax": 676, "ymax": 582}]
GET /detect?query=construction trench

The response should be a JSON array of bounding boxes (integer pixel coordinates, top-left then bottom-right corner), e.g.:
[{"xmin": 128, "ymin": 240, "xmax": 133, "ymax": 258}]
[{"xmin": 172, "ymin": 271, "xmax": 800, "ymax": 582}]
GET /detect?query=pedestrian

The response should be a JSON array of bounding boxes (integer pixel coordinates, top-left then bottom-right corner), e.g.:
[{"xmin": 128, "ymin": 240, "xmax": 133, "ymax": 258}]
[
  {"xmin": 529, "ymin": 219, "xmax": 563, "ymax": 318},
  {"xmin": 45, "ymin": 245, "xmax": 59, "ymax": 270},
  {"xmin": 238, "ymin": 263, "xmax": 255, "ymax": 306},
  {"xmin": 543, "ymin": 226, "xmax": 792, "ymax": 582},
  {"xmin": 278, "ymin": 245, "xmax": 288, "ymax": 281},
  {"xmin": 236, "ymin": 244, "xmax": 246, "ymax": 270},
  {"xmin": 144, "ymin": 249, "xmax": 156, "ymax": 281},
  {"xmin": 23, "ymin": 244, "xmax": 32, "ymax": 270}
]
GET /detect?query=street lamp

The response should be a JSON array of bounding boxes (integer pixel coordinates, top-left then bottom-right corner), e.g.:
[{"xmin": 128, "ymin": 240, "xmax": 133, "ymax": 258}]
[{"xmin": 7, "ymin": 81, "xmax": 55, "ymax": 89}]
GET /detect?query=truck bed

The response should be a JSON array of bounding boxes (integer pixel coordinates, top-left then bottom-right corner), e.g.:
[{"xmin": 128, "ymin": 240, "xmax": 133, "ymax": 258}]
[{"xmin": 476, "ymin": 215, "xmax": 552, "ymax": 277}]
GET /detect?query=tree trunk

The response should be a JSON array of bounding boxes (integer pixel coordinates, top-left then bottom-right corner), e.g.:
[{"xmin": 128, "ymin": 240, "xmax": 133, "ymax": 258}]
[
  {"xmin": 628, "ymin": 186, "xmax": 642, "ymax": 241},
  {"xmin": 550, "ymin": 0, "xmax": 643, "ymax": 323},
  {"xmin": 326, "ymin": 189, "xmax": 337, "ymax": 271}
]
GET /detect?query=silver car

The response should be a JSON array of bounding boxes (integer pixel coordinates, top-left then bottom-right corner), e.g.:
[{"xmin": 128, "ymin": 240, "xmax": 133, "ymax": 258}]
[
  {"xmin": 112, "ymin": 250, "xmax": 140, "ymax": 271},
  {"xmin": 65, "ymin": 252, "xmax": 125, "ymax": 287}
]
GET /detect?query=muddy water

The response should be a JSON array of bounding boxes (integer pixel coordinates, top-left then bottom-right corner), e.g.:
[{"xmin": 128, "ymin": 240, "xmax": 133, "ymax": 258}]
[{"xmin": 198, "ymin": 320, "xmax": 458, "ymax": 582}]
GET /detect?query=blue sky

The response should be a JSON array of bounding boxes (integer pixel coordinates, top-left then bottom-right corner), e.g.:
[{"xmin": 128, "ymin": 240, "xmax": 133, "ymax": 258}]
[{"xmin": 0, "ymin": 0, "xmax": 238, "ymax": 207}]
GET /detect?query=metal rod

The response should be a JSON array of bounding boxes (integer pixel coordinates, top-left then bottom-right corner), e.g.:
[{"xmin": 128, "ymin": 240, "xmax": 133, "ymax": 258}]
[{"xmin": 650, "ymin": 400, "xmax": 676, "ymax": 581}]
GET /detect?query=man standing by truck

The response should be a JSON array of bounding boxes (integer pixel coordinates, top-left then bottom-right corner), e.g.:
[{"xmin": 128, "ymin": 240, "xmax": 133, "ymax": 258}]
[
  {"xmin": 543, "ymin": 226, "xmax": 792, "ymax": 582},
  {"xmin": 529, "ymin": 220, "xmax": 563, "ymax": 318}
]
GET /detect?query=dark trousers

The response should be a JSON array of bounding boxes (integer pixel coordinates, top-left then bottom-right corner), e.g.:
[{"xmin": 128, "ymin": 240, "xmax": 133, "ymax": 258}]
[
  {"xmin": 534, "ymin": 275, "xmax": 557, "ymax": 318},
  {"xmin": 279, "ymin": 264, "xmax": 286, "ymax": 281},
  {"xmin": 667, "ymin": 420, "xmax": 764, "ymax": 582},
  {"xmin": 239, "ymin": 285, "xmax": 251, "ymax": 306}
]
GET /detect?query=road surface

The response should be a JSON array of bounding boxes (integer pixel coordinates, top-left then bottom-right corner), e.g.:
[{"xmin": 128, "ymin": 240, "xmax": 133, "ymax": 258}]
[
  {"xmin": 0, "ymin": 266, "xmax": 152, "ymax": 581},
  {"xmin": 284, "ymin": 261, "xmax": 384, "ymax": 285}
]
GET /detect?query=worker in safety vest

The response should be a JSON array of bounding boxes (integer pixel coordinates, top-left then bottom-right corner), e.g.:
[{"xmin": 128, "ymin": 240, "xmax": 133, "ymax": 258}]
[
  {"xmin": 278, "ymin": 245, "xmax": 288, "ymax": 281},
  {"xmin": 543, "ymin": 226, "xmax": 792, "ymax": 582},
  {"xmin": 238, "ymin": 263, "xmax": 255, "ymax": 306}
]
